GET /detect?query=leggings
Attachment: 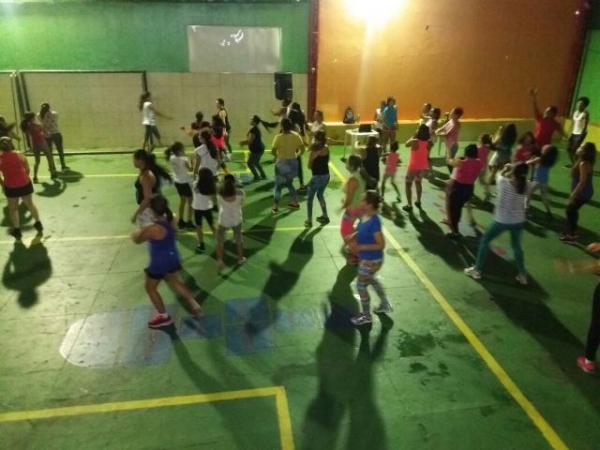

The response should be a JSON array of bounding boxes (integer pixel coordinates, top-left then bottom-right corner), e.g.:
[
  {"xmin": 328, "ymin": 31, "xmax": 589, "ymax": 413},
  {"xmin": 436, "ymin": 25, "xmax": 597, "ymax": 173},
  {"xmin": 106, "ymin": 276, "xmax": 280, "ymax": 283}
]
[
  {"xmin": 357, "ymin": 259, "xmax": 387, "ymax": 313},
  {"xmin": 566, "ymin": 197, "xmax": 590, "ymax": 236},
  {"xmin": 341, "ymin": 208, "xmax": 360, "ymax": 260},
  {"xmin": 474, "ymin": 221, "xmax": 526, "ymax": 276},
  {"xmin": 247, "ymin": 151, "xmax": 266, "ymax": 179},
  {"xmin": 447, "ymin": 182, "xmax": 474, "ymax": 233},
  {"xmin": 525, "ymin": 182, "xmax": 551, "ymax": 213},
  {"xmin": 585, "ymin": 282, "xmax": 600, "ymax": 361},
  {"xmin": 297, "ymin": 156, "xmax": 304, "ymax": 186},
  {"xmin": 46, "ymin": 133, "xmax": 66, "ymax": 168},
  {"xmin": 144, "ymin": 125, "xmax": 161, "ymax": 149},
  {"xmin": 307, "ymin": 174, "xmax": 329, "ymax": 221}
]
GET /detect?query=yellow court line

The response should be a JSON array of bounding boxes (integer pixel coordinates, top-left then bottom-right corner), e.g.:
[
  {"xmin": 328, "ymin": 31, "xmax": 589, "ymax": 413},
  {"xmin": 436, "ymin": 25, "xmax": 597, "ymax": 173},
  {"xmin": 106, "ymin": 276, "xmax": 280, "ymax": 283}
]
[
  {"xmin": 38, "ymin": 169, "xmax": 251, "ymax": 179},
  {"xmin": 328, "ymin": 162, "xmax": 568, "ymax": 450},
  {"xmin": 0, "ymin": 225, "xmax": 338, "ymax": 245},
  {"xmin": 0, "ymin": 386, "xmax": 294, "ymax": 450}
]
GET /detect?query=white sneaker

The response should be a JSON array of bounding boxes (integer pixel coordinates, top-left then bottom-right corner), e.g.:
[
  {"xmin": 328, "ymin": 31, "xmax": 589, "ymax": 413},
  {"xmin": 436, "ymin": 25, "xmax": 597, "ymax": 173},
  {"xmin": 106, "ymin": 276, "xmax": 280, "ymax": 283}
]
[
  {"xmin": 515, "ymin": 274, "xmax": 528, "ymax": 286},
  {"xmin": 350, "ymin": 313, "xmax": 372, "ymax": 326},
  {"xmin": 373, "ymin": 302, "xmax": 393, "ymax": 314},
  {"xmin": 464, "ymin": 267, "xmax": 482, "ymax": 280}
]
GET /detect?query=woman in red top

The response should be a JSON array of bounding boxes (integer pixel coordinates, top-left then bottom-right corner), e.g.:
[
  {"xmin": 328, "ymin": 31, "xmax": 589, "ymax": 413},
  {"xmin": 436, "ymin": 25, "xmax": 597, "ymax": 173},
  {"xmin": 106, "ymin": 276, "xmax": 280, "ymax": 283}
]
[
  {"xmin": 20, "ymin": 112, "xmax": 57, "ymax": 182},
  {"xmin": 0, "ymin": 137, "xmax": 43, "ymax": 240}
]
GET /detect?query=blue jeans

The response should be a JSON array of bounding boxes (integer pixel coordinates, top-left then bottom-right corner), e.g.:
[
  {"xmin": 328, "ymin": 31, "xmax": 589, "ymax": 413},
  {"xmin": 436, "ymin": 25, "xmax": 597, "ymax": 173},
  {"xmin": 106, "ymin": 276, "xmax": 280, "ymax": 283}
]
[
  {"xmin": 475, "ymin": 221, "xmax": 526, "ymax": 276},
  {"xmin": 273, "ymin": 158, "xmax": 298, "ymax": 204},
  {"xmin": 307, "ymin": 174, "xmax": 329, "ymax": 221}
]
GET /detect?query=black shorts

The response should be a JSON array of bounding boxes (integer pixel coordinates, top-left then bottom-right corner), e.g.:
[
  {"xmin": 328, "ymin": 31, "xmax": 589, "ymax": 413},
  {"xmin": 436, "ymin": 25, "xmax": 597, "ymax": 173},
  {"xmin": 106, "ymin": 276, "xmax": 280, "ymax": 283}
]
[
  {"xmin": 144, "ymin": 264, "xmax": 182, "ymax": 280},
  {"xmin": 174, "ymin": 182, "xmax": 192, "ymax": 197},
  {"xmin": 194, "ymin": 209, "xmax": 214, "ymax": 227},
  {"xmin": 4, "ymin": 182, "xmax": 34, "ymax": 198}
]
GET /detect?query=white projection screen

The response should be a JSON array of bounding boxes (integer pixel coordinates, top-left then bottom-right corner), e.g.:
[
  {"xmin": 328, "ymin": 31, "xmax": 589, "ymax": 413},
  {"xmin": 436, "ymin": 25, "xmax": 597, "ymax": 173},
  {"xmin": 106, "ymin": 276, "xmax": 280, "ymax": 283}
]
[{"xmin": 187, "ymin": 26, "xmax": 282, "ymax": 73}]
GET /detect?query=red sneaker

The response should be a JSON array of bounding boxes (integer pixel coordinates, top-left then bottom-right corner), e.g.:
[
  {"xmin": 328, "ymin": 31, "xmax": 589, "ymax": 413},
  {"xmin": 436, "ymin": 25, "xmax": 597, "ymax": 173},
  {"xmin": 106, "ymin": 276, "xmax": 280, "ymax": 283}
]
[
  {"xmin": 148, "ymin": 313, "xmax": 173, "ymax": 329},
  {"xmin": 577, "ymin": 356, "xmax": 596, "ymax": 374}
]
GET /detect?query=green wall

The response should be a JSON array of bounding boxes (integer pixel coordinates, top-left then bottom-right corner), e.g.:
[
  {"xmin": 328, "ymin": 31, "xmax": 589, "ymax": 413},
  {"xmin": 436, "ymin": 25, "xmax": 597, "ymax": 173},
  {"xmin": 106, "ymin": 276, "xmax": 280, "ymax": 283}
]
[
  {"xmin": 0, "ymin": 1, "xmax": 309, "ymax": 72},
  {"xmin": 575, "ymin": 1, "xmax": 600, "ymax": 123}
]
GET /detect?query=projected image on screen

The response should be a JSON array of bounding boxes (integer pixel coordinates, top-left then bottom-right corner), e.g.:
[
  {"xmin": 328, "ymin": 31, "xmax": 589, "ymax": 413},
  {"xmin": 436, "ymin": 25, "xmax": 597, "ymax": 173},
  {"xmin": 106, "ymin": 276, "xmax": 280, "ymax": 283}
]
[{"xmin": 188, "ymin": 26, "xmax": 282, "ymax": 73}]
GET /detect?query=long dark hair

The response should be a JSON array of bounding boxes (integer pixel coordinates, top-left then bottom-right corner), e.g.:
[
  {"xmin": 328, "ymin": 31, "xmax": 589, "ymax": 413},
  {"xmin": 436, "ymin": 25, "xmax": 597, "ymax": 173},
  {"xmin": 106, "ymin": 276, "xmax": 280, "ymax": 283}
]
[
  {"xmin": 39, "ymin": 103, "xmax": 51, "ymax": 120},
  {"xmin": 165, "ymin": 141, "xmax": 184, "ymax": 160},
  {"xmin": 512, "ymin": 163, "xmax": 528, "ymax": 195},
  {"xmin": 539, "ymin": 145, "xmax": 558, "ymax": 168},
  {"xmin": 200, "ymin": 130, "xmax": 218, "ymax": 159},
  {"xmin": 139, "ymin": 92, "xmax": 151, "ymax": 111},
  {"xmin": 364, "ymin": 190, "xmax": 382, "ymax": 210},
  {"xmin": 196, "ymin": 167, "xmax": 216, "ymax": 196},
  {"xmin": 499, "ymin": 124, "xmax": 517, "ymax": 148},
  {"xmin": 220, "ymin": 174, "xmax": 237, "ymax": 197},
  {"xmin": 149, "ymin": 195, "xmax": 173, "ymax": 223},
  {"xmin": 20, "ymin": 112, "xmax": 36, "ymax": 133},
  {"xmin": 212, "ymin": 114, "xmax": 225, "ymax": 139},
  {"xmin": 416, "ymin": 124, "xmax": 430, "ymax": 141},
  {"xmin": 252, "ymin": 115, "xmax": 278, "ymax": 132},
  {"xmin": 133, "ymin": 149, "xmax": 172, "ymax": 186},
  {"xmin": 281, "ymin": 118, "xmax": 293, "ymax": 133},
  {"xmin": 347, "ymin": 154, "xmax": 375, "ymax": 187},
  {"xmin": 577, "ymin": 142, "xmax": 597, "ymax": 166}
]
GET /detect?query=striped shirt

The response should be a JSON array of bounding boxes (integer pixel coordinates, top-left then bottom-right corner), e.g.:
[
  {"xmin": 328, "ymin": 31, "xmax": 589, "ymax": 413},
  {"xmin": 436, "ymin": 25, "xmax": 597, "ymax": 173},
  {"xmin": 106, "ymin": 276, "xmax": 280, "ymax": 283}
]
[{"xmin": 494, "ymin": 174, "xmax": 529, "ymax": 224}]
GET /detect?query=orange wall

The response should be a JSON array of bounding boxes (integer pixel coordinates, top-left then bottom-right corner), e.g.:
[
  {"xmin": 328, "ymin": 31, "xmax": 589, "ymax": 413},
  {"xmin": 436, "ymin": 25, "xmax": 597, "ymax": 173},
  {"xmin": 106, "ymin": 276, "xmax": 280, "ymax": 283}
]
[{"xmin": 317, "ymin": 0, "xmax": 583, "ymax": 121}]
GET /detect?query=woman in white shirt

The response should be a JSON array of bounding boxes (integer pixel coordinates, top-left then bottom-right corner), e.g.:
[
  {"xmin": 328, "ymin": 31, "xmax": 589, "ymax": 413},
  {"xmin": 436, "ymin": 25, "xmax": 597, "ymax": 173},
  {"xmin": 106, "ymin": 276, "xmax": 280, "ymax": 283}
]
[
  {"xmin": 465, "ymin": 163, "xmax": 530, "ymax": 285},
  {"xmin": 216, "ymin": 174, "xmax": 245, "ymax": 271},
  {"xmin": 39, "ymin": 103, "xmax": 68, "ymax": 171},
  {"xmin": 193, "ymin": 131, "xmax": 220, "ymax": 176},
  {"xmin": 139, "ymin": 92, "xmax": 168, "ymax": 151},
  {"xmin": 165, "ymin": 141, "xmax": 193, "ymax": 229},
  {"xmin": 567, "ymin": 97, "xmax": 590, "ymax": 166}
]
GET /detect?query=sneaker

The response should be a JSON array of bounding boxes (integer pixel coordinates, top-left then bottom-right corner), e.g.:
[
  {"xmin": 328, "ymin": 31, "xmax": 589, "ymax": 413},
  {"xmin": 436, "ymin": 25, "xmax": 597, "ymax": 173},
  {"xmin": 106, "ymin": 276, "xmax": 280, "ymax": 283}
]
[
  {"xmin": 414, "ymin": 201, "xmax": 422, "ymax": 210},
  {"xmin": 298, "ymin": 186, "xmax": 307, "ymax": 194},
  {"xmin": 61, "ymin": 165, "xmax": 70, "ymax": 171},
  {"xmin": 304, "ymin": 220, "xmax": 312, "ymax": 228},
  {"xmin": 559, "ymin": 233, "xmax": 578, "ymax": 244},
  {"xmin": 350, "ymin": 313, "xmax": 373, "ymax": 326},
  {"xmin": 271, "ymin": 206, "xmax": 279, "ymax": 214},
  {"xmin": 402, "ymin": 205, "xmax": 413, "ymax": 213},
  {"xmin": 288, "ymin": 203, "xmax": 300, "ymax": 210},
  {"xmin": 464, "ymin": 266, "xmax": 482, "ymax": 280},
  {"xmin": 317, "ymin": 216, "xmax": 330, "ymax": 225},
  {"xmin": 515, "ymin": 274, "xmax": 528, "ymax": 286},
  {"xmin": 195, "ymin": 242, "xmax": 206, "ymax": 253},
  {"xmin": 396, "ymin": 196, "xmax": 402, "ymax": 203},
  {"xmin": 237, "ymin": 257, "xmax": 247, "ymax": 265},
  {"xmin": 373, "ymin": 302, "xmax": 393, "ymax": 314},
  {"xmin": 33, "ymin": 177, "xmax": 39, "ymax": 184},
  {"xmin": 147, "ymin": 313, "xmax": 173, "ymax": 329},
  {"xmin": 577, "ymin": 356, "xmax": 596, "ymax": 374},
  {"xmin": 185, "ymin": 221, "xmax": 196, "ymax": 230},
  {"xmin": 9, "ymin": 228, "xmax": 22, "ymax": 240},
  {"xmin": 50, "ymin": 171, "xmax": 58, "ymax": 179},
  {"xmin": 33, "ymin": 221, "xmax": 43, "ymax": 234},
  {"xmin": 178, "ymin": 219, "xmax": 186, "ymax": 229}
]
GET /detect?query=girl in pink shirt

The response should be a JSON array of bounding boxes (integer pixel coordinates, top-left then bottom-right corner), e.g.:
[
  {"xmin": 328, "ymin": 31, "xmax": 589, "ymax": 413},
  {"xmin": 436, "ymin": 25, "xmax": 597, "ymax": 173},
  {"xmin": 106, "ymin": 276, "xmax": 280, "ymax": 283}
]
[
  {"xmin": 381, "ymin": 141, "xmax": 401, "ymax": 202},
  {"xmin": 513, "ymin": 132, "xmax": 536, "ymax": 163},
  {"xmin": 435, "ymin": 107, "xmax": 463, "ymax": 173},
  {"xmin": 444, "ymin": 144, "xmax": 483, "ymax": 238},
  {"xmin": 403, "ymin": 124, "xmax": 430, "ymax": 212}
]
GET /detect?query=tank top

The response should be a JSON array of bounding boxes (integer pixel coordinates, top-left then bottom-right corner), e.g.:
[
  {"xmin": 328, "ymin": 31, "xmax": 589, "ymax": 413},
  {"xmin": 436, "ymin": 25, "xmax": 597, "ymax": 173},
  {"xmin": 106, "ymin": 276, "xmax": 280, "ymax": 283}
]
[
  {"xmin": 572, "ymin": 110, "xmax": 587, "ymax": 136},
  {"xmin": 148, "ymin": 220, "xmax": 179, "ymax": 267},
  {"xmin": 311, "ymin": 151, "xmax": 329, "ymax": 176},
  {"xmin": 572, "ymin": 163, "xmax": 594, "ymax": 200},
  {"xmin": 248, "ymin": 126, "xmax": 265, "ymax": 154},
  {"xmin": 135, "ymin": 170, "xmax": 159, "ymax": 205},
  {"xmin": 0, "ymin": 151, "xmax": 30, "ymax": 188},
  {"xmin": 408, "ymin": 139, "xmax": 429, "ymax": 171},
  {"xmin": 142, "ymin": 102, "xmax": 155, "ymax": 126},
  {"xmin": 347, "ymin": 174, "xmax": 366, "ymax": 209},
  {"xmin": 451, "ymin": 158, "xmax": 483, "ymax": 185}
]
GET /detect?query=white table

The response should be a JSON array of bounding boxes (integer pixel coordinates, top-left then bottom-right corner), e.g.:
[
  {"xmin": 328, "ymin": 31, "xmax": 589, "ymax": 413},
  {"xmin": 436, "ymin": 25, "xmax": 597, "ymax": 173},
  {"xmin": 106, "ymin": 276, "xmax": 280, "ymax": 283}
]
[{"xmin": 342, "ymin": 128, "xmax": 380, "ymax": 161}]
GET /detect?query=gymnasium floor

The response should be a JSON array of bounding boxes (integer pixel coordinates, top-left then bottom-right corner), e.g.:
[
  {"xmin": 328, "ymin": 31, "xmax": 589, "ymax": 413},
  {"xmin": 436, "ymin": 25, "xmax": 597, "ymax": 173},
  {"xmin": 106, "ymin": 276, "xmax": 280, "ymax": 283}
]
[{"xmin": 0, "ymin": 145, "xmax": 599, "ymax": 450}]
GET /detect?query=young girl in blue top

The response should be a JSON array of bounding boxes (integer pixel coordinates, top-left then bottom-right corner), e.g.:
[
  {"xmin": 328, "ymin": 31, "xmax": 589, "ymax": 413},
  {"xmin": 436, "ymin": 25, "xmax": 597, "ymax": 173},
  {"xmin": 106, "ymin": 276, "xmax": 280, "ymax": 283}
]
[
  {"xmin": 525, "ymin": 144, "xmax": 558, "ymax": 217},
  {"xmin": 347, "ymin": 190, "xmax": 393, "ymax": 326},
  {"xmin": 131, "ymin": 195, "xmax": 202, "ymax": 329}
]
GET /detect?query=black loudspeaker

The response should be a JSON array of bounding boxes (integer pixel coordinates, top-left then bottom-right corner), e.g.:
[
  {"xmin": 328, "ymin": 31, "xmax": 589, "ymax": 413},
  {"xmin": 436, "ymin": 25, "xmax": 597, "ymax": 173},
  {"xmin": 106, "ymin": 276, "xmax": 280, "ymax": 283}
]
[{"xmin": 274, "ymin": 72, "xmax": 293, "ymax": 100}]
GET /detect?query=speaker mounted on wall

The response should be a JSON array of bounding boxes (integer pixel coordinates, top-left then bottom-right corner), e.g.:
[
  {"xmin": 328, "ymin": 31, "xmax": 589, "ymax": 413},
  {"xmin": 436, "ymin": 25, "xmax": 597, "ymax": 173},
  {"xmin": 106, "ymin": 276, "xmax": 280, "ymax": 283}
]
[{"xmin": 274, "ymin": 72, "xmax": 293, "ymax": 101}]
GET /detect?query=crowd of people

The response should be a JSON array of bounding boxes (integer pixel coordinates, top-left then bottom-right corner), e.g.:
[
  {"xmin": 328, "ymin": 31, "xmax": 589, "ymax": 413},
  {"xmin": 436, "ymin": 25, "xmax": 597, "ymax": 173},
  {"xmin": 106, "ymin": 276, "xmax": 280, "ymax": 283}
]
[{"xmin": 0, "ymin": 88, "xmax": 598, "ymax": 374}]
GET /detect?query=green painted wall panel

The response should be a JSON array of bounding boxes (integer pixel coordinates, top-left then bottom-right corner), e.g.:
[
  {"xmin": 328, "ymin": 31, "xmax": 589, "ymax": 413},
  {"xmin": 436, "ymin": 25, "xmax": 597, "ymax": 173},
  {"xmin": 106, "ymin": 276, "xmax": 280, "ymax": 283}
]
[
  {"xmin": 575, "ymin": 1, "xmax": 600, "ymax": 122},
  {"xmin": 0, "ymin": 2, "xmax": 309, "ymax": 72}
]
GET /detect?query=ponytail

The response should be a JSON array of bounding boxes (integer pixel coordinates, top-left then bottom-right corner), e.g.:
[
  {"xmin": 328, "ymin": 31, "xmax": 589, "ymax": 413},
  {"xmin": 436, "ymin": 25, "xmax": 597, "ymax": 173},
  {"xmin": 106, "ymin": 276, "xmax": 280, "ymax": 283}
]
[
  {"xmin": 200, "ymin": 130, "xmax": 218, "ymax": 160},
  {"xmin": 133, "ymin": 148, "xmax": 173, "ymax": 186},
  {"xmin": 253, "ymin": 115, "xmax": 278, "ymax": 133},
  {"xmin": 164, "ymin": 141, "xmax": 184, "ymax": 161},
  {"xmin": 149, "ymin": 195, "xmax": 173, "ymax": 222}
]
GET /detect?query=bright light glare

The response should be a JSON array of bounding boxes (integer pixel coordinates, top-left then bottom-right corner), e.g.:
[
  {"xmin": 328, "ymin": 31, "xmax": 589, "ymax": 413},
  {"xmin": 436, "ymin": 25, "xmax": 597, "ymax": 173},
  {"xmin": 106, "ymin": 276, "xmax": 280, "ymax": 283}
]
[{"xmin": 345, "ymin": 0, "xmax": 407, "ymax": 27}]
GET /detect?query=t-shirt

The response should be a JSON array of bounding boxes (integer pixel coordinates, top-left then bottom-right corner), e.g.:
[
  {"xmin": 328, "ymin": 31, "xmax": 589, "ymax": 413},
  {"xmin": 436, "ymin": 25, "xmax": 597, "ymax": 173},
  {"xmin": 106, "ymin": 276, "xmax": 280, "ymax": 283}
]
[
  {"xmin": 195, "ymin": 144, "xmax": 219, "ymax": 175},
  {"xmin": 356, "ymin": 214, "xmax": 383, "ymax": 260},
  {"xmin": 169, "ymin": 155, "xmax": 192, "ymax": 184},
  {"xmin": 383, "ymin": 105, "xmax": 397, "ymax": 128},
  {"xmin": 272, "ymin": 132, "xmax": 304, "ymax": 161},
  {"xmin": 385, "ymin": 151, "xmax": 399, "ymax": 175},
  {"xmin": 494, "ymin": 175, "xmax": 529, "ymax": 224},
  {"xmin": 572, "ymin": 110, "xmax": 588, "ymax": 135},
  {"xmin": 407, "ymin": 139, "xmax": 429, "ymax": 171},
  {"xmin": 477, "ymin": 145, "xmax": 489, "ymax": 166},
  {"xmin": 311, "ymin": 150, "xmax": 329, "ymax": 176},
  {"xmin": 192, "ymin": 187, "xmax": 213, "ymax": 211},
  {"xmin": 514, "ymin": 145, "xmax": 533, "ymax": 163},
  {"xmin": 534, "ymin": 114, "xmax": 560, "ymax": 148},
  {"xmin": 438, "ymin": 119, "xmax": 460, "ymax": 149},
  {"xmin": 0, "ymin": 151, "xmax": 29, "ymax": 188},
  {"xmin": 142, "ymin": 101, "xmax": 155, "ymax": 126},
  {"xmin": 452, "ymin": 158, "xmax": 483, "ymax": 185},
  {"xmin": 248, "ymin": 126, "xmax": 265, "ymax": 154},
  {"xmin": 534, "ymin": 164, "xmax": 550, "ymax": 185},
  {"xmin": 40, "ymin": 111, "xmax": 60, "ymax": 136},
  {"xmin": 218, "ymin": 190, "xmax": 244, "ymax": 228},
  {"xmin": 374, "ymin": 108, "xmax": 385, "ymax": 130}
]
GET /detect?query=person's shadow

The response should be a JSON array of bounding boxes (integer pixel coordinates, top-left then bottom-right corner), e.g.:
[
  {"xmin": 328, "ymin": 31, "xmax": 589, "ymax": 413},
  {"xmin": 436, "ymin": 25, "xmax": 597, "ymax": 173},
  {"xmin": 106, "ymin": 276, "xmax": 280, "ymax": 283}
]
[
  {"xmin": 2, "ymin": 237, "xmax": 52, "ymax": 307},
  {"xmin": 36, "ymin": 169, "xmax": 84, "ymax": 198}
]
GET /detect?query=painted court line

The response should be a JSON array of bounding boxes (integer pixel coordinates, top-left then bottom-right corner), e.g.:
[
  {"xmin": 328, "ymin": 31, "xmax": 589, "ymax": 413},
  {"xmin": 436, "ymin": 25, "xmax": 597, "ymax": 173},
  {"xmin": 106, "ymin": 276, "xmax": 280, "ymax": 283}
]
[
  {"xmin": 0, "ymin": 386, "xmax": 295, "ymax": 450},
  {"xmin": 38, "ymin": 169, "xmax": 251, "ymax": 179},
  {"xmin": 328, "ymin": 161, "xmax": 568, "ymax": 450},
  {"xmin": 0, "ymin": 225, "xmax": 338, "ymax": 245}
]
